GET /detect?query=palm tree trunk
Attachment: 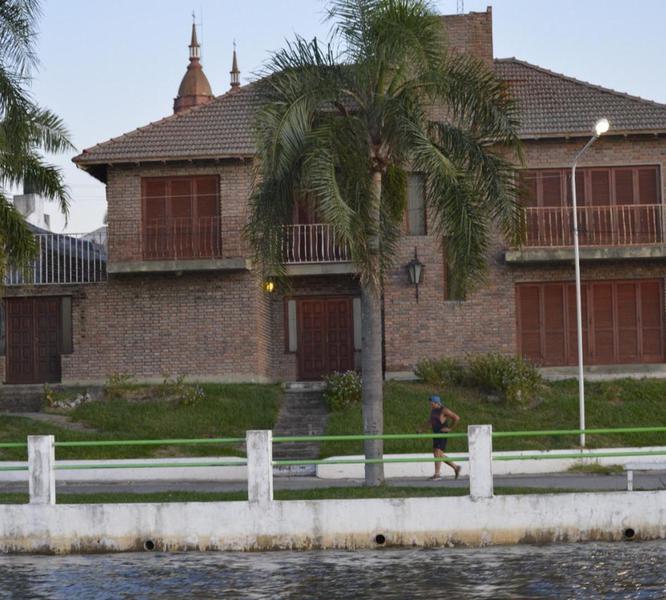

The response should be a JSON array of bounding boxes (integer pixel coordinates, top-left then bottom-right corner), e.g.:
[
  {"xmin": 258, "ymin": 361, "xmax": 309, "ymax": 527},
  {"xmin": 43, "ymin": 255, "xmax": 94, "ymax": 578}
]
[{"xmin": 361, "ymin": 169, "xmax": 384, "ymax": 486}]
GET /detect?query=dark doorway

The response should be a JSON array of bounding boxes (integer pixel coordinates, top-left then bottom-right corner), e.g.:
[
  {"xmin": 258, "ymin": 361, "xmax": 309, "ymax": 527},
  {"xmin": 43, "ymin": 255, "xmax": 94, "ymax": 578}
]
[{"xmin": 6, "ymin": 297, "xmax": 62, "ymax": 384}]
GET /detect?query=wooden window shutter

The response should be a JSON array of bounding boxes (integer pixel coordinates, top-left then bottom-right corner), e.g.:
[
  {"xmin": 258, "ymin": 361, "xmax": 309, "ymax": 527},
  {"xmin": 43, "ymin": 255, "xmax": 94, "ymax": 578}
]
[
  {"xmin": 541, "ymin": 170, "xmax": 564, "ymax": 207},
  {"xmin": 638, "ymin": 167, "xmax": 659, "ymax": 204},
  {"xmin": 614, "ymin": 169, "xmax": 635, "ymax": 205},
  {"xmin": 61, "ymin": 296, "xmax": 73, "ymax": 354},
  {"xmin": 518, "ymin": 171, "xmax": 538, "ymax": 207},
  {"xmin": 406, "ymin": 174, "xmax": 426, "ymax": 235},
  {"xmin": 590, "ymin": 169, "xmax": 611, "ymax": 206}
]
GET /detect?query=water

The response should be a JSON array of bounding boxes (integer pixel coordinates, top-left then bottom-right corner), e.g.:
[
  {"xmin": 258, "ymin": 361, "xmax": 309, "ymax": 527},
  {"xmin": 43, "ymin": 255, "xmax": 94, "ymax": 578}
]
[{"xmin": 0, "ymin": 541, "xmax": 664, "ymax": 599}]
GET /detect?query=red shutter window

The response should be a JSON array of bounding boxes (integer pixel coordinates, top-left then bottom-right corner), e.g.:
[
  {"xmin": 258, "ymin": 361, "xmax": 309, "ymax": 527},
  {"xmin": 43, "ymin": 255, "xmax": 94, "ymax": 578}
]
[
  {"xmin": 142, "ymin": 176, "xmax": 219, "ymax": 260},
  {"xmin": 519, "ymin": 171, "xmax": 538, "ymax": 207},
  {"xmin": 614, "ymin": 169, "xmax": 635, "ymax": 205},
  {"xmin": 541, "ymin": 170, "xmax": 564, "ymax": 207},
  {"xmin": 638, "ymin": 167, "xmax": 659, "ymax": 205},
  {"xmin": 590, "ymin": 169, "xmax": 611, "ymax": 206}
]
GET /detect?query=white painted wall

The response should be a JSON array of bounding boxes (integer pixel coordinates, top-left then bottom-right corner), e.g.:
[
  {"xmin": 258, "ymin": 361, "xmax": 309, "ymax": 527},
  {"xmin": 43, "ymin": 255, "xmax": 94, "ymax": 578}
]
[{"xmin": 0, "ymin": 490, "xmax": 664, "ymax": 553}]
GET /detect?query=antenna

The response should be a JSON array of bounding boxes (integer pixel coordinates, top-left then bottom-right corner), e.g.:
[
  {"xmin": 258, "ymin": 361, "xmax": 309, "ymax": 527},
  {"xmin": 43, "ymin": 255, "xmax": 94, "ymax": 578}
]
[{"xmin": 457, "ymin": 0, "xmax": 464, "ymax": 14}]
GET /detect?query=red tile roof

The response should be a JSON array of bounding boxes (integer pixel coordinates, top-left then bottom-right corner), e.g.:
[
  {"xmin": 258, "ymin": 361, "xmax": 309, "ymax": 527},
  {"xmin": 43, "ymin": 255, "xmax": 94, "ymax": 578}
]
[{"xmin": 74, "ymin": 58, "xmax": 666, "ymax": 173}]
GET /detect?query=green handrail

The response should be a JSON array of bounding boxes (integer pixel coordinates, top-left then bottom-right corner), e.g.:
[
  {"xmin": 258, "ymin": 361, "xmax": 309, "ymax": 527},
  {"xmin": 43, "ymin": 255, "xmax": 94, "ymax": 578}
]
[
  {"xmin": 492, "ymin": 426, "xmax": 666, "ymax": 438},
  {"xmin": 55, "ymin": 437, "xmax": 245, "ymax": 448},
  {"xmin": 55, "ymin": 460, "xmax": 247, "ymax": 470},
  {"xmin": 273, "ymin": 432, "xmax": 467, "ymax": 443}
]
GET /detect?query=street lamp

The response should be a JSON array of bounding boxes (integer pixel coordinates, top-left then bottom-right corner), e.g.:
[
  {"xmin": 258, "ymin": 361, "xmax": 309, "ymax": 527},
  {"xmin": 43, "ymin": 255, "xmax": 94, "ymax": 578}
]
[{"xmin": 572, "ymin": 117, "xmax": 610, "ymax": 447}]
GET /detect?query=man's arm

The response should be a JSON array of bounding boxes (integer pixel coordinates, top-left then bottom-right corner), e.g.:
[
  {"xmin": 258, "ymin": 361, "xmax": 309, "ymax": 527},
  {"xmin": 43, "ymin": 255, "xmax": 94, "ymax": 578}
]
[{"xmin": 442, "ymin": 408, "xmax": 460, "ymax": 432}]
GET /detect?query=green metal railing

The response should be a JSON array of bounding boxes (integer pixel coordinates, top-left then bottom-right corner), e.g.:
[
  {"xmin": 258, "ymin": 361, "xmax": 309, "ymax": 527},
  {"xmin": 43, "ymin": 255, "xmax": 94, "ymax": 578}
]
[{"xmin": 0, "ymin": 426, "xmax": 664, "ymax": 472}]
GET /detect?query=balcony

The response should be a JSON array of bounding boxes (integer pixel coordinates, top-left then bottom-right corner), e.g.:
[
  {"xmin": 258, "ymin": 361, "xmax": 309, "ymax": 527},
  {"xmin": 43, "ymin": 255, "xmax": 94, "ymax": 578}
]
[
  {"xmin": 506, "ymin": 204, "xmax": 666, "ymax": 263},
  {"xmin": 5, "ymin": 231, "xmax": 107, "ymax": 286},
  {"xmin": 107, "ymin": 217, "xmax": 251, "ymax": 274},
  {"xmin": 282, "ymin": 224, "xmax": 356, "ymax": 276}
]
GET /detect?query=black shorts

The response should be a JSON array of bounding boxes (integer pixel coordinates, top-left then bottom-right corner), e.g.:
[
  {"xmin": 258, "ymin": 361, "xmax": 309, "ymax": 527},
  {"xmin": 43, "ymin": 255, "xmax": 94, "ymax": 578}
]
[{"xmin": 433, "ymin": 438, "xmax": 448, "ymax": 451}]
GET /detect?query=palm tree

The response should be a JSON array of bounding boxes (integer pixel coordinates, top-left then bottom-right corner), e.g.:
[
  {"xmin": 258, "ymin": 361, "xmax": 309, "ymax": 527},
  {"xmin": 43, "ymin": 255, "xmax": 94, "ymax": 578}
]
[
  {"xmin": 0, "ymin": 0, "xmax": 73, "ymax": 274},
  {"xmin": 248, "ymin": 0, "xmax": 523, "ymax": 485}
]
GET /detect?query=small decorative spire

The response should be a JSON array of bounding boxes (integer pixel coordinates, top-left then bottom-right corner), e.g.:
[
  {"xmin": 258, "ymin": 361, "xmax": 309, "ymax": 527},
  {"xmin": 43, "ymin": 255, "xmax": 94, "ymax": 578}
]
[
  {"xmin": 189, "ymin": 19, "xmax": 200, "ymax": 60},
  {"xmin": 230, "ymin": 40, "xmax": 240, "ymax": 90}
]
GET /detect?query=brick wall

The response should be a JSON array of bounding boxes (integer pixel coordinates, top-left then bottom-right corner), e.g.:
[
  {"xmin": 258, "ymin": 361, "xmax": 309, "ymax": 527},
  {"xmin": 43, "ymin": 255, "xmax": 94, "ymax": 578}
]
[{"xmin": 383, "ymin": 135, "xmax": 666, "ymax": 374}]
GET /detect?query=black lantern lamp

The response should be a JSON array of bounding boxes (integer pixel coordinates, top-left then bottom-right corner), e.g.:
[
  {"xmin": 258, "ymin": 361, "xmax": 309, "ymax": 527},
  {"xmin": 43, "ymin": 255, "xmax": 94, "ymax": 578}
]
[{"xmin": 406, "ymin": 247, "xmax": 424, "ymax": 302}]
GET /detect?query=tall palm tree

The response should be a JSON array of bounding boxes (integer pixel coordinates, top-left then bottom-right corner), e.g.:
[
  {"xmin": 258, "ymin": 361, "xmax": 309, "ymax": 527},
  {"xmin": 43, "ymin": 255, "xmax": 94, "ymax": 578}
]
[
  {"xmin": 248, "ymin": 0, "xmax": 523, "ymax": 485},
  {"xmin": 0, "ymin": 0, "xmax": 73, "ymax": 274}
]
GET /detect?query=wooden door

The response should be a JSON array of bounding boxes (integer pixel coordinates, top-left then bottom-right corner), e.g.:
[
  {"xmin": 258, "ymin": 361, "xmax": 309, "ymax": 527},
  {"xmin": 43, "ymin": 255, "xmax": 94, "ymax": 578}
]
[
  {"xmin": 6, "ymin": 297, "xmax": 61, "ymax": 384},
  {"xmin": 298, "ymin": 297, "xmax": 354, "ymax": 379}
]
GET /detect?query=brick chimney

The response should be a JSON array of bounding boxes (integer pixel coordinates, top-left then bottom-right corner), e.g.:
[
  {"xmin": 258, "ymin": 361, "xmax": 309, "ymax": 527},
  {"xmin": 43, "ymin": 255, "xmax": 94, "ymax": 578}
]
[{"xmin": 440, "ymin": 6, "xmax": 493, "ymax": 67}]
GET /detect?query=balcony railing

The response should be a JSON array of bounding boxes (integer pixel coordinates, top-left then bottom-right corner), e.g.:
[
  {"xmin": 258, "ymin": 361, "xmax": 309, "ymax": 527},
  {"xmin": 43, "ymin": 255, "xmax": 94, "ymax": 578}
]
[
  {"xmin": 524, "ymin": 204, "xmax": 664, "ymax": 248},
  {"xmin": 108, "ymin": 217, "xmax": 245, "ymax": 263},
  {"xmin": 283, "ymin": 224, "xmax": 351, "ymax": 264},
  {"xmin": 5, "ymin": 231, "xmax": 107, "ymax": 286}
]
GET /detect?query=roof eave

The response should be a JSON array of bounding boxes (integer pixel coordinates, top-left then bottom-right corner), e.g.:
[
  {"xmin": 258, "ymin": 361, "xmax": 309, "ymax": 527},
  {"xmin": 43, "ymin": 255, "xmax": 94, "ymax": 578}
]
[{"xmin": 519, "ymin": 129, "xmax": 666, "ymax": 141}]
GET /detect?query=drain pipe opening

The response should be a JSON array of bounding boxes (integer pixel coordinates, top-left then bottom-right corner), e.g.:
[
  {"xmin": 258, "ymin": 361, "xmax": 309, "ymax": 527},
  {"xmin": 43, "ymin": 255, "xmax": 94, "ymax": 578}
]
[
  {"xmin": 375, "ymin": 534, "xmax": 386, "ymax": 545},
  {"xmin": 144, "ymin": 540, "xmax": 156, "ymax": 551},
  {"xmin": 623, "ymin": 528, "xmax": 635, "ymax": 540}
]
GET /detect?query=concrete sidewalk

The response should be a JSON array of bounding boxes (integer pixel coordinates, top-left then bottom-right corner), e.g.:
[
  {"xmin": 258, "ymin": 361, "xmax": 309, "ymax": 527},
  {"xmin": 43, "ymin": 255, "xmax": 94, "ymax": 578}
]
[{"xmin": 2, "ymin": 471, "xmax": 665, "ymax": 496}]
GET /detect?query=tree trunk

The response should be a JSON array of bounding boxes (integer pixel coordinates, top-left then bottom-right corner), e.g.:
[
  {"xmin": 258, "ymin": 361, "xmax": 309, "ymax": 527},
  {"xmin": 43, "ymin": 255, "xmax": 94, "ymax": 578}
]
[{"xmin": 361, "ymin": 169, "xmax": 384, "ymax": 486}]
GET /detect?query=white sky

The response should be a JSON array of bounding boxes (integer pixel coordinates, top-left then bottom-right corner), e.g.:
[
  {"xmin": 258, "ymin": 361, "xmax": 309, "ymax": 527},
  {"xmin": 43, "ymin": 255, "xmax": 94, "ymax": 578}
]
[{"xmin": 28, "ymin": 0, "xmax": 666, "ymax": 233}]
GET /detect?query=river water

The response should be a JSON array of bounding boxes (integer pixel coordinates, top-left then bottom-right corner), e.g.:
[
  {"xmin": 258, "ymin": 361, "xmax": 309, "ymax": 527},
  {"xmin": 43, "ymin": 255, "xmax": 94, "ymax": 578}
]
[{"xmin": 0, "ymin": 541, "xmax": 664, "ymax": 599}]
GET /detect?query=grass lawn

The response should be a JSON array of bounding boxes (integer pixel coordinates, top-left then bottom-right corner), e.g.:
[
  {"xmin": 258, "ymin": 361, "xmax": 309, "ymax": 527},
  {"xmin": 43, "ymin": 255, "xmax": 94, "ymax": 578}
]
[
  {"xmin": 0, "ymin": 486, "xmax": 582, "ymax": 505},
  {"xmin": 0, "ymin": 384, "xmax": 281, "ymax": 461},
  {"xmin": 321, "ymin": 379, "xmax": 666, "ymax": 458}
]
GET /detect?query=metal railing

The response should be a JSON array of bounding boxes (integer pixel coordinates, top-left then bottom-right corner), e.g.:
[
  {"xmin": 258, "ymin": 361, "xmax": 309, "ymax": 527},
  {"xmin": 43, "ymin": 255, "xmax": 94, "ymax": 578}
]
[
  {"xmin": 524, "ymin": 204, "xmax": 664, "ymax": 248},
  {"xmin": 4, "ymin": 231, "xmax": 107, "ymax": 286},
  {"xmin": 109, "ymin": 217, "xmax": 246, "ymax": 263},
  {"xmin": 283, "ymin": 224, "xmax": 351, "ymax": 264}
]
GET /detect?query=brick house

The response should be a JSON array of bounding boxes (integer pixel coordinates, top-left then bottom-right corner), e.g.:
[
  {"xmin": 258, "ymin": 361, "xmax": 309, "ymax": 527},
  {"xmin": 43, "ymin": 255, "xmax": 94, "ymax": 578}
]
[{"xmin": 3, "ymin": 8, "xmax": 666, "ymax": 385}]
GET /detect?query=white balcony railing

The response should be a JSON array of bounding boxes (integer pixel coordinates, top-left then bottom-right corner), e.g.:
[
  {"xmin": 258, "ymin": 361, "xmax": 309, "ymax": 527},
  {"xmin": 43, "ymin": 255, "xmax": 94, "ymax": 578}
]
[
  {"xmin": 524, "ymin": 204, "xmax": 664, "ymax": 248},
  {"xmin": 5, "ymin": 231, "xmax": 107, "ymax": 286},
  {"xmin": 283, "ymin": 224, "xmax": 351, "ymax": 264}
]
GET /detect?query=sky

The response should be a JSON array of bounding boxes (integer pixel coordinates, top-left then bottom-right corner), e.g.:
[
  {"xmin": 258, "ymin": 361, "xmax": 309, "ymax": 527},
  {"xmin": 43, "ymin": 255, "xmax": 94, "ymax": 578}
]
[{"xmin": 28, "ymin": 0, "xmax": 666, "ymax": 233}]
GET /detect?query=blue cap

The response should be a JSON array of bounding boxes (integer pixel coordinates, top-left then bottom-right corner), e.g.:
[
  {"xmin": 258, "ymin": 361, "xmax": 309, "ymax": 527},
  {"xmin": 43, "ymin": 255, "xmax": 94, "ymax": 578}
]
[{"xmin": 429, "ymin": 395, "xmax": 442, "ymax": 405}]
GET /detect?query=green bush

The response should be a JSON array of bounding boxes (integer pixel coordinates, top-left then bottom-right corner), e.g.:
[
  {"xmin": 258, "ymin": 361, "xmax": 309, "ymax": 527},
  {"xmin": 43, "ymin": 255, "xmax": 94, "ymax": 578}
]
[
  {"xmin": 414, "ymin": 357, "xmax": 465, "ymax": 386},
  {"xmin": 104, "ymin": 372, "xmax": 137, "ymax": 401},
  {"xmin": 323, "ymin": 371, "xmax": 362, "ymax": 411},
  {"xmin": 466, "ymin": 353, "xmax": 543, "ymax": 404}
]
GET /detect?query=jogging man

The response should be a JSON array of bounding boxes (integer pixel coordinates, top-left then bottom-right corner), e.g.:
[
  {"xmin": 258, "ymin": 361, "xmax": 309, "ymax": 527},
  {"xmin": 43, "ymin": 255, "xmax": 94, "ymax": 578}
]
[{"xmin": 424, "ymin": 395, "xmax": 461, "ymax": 480}]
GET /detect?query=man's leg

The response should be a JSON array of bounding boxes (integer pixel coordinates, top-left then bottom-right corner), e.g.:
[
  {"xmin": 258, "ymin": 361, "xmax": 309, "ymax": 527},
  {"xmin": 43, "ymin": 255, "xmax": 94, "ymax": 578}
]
[
  {"xmin": 433, "ymin": 449, "xmax": 443, "ymax": 478},
  {"xmin": 443, "ymin": 456, "xmax": 461, "ymax": 479}
]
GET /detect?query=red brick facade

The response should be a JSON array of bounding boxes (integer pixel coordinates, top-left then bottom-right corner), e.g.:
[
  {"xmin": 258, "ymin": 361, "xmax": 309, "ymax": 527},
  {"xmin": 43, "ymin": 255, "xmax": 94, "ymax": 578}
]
[{"xmin": 4, "ymin": 9, "xmax": 666, "ymax": 384}]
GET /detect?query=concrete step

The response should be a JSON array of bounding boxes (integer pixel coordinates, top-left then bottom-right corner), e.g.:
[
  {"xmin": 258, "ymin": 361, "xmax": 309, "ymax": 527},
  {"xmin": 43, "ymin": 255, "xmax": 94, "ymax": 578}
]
[
  {"xmin": 0, "ymin": 385, "xmax": 52, "ymax": 413},
  {"xmin": 272, "ymin": 387, "xmax": 329, "ymax": 466}
]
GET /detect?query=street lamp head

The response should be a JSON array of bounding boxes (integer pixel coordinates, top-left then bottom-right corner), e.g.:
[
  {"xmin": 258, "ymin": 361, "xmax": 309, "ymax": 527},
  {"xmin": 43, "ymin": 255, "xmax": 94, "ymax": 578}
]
[{"xmin": 594, "ymin": 118, "xmax": 610, "ymax": 137}]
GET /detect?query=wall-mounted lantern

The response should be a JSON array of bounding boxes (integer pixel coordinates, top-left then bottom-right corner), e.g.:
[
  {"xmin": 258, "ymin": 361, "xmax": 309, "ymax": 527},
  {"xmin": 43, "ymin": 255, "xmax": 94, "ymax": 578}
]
[
  {"xmin": 263, "ymin": 280, "xmax": 276, "ymax": 294},
  {"xmin": 406, "ymin": 247, "xmax": 424, "ymax": 302}
]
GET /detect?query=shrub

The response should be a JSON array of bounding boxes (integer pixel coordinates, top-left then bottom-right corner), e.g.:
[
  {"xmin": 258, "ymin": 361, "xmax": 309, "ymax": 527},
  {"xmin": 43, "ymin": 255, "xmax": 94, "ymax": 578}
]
[
  {"xmin": 323, "ymin": 370, "xmax": 362, "ymax": 411},
  {"xmin": 466, "ymin": 353, "xmax": 543, "ymax": 404},
  {"xmin": 414, "ymin": 357, "xmax": 465, "ymax": 386},
  {"xmin": 157, "ymin": 374, "xmax": 205, "ymax": 406},
  {"xmin": 104, "ymin": 372, "xmax": 137, "ymax": 401}
]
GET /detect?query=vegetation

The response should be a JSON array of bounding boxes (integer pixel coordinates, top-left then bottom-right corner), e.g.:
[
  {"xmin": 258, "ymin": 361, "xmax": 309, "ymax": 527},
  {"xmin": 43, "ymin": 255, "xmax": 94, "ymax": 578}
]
[
  {"xmin": 321, "ymin": 379, "xmax": 666, "ymax": 457},
  {"xmin": 416, "ymin": 353, "xmax": 544, "ymax": 405},
  {"xmin": 247, "ymin": 0, "xmax": 522, "ymax": 485},
  {"xmin": 323, "ymin": 370, "xmax": 362, "ymax": 411},
  {"xmin": 0, "ymin": 0, "xmax": 73, "ymax": 273},
  {"xmin": 0, "ymin": 383, "xmax": 281, "ymax": 460}
]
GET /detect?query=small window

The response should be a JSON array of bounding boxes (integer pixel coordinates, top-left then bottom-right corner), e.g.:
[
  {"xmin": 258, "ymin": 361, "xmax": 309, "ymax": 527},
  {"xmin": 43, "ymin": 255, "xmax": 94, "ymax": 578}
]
[{"xmin": 406, "ymin": 174, "xmax": 426, "ymax": 236}]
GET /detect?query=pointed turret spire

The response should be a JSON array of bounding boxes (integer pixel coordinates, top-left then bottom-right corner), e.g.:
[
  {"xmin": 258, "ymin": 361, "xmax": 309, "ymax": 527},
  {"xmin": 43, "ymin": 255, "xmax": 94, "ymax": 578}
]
[
  {"xmin": 230, "ymin": 41, "xmax": 240, "ymax": 91},
  {"xmin": 173, "ymin": 17, "xmax": 214, "ymax": 114}
]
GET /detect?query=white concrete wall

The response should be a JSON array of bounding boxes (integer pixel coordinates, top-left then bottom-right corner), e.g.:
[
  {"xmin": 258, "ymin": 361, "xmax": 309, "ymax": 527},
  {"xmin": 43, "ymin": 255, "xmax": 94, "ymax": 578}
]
[{"xmin": 0, "ymin": 490, "xmax": 664, "ymax": 553}]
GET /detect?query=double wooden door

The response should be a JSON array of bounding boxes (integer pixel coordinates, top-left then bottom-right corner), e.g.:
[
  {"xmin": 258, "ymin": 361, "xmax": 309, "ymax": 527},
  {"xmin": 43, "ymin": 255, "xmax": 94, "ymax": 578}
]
[
  {"xmin": 298, "ymin": 297, "xmax": 354, "ymax": 380},
  {"xmin": 6, "ymin": 297, "xmax": 62, "ymax": 384}
]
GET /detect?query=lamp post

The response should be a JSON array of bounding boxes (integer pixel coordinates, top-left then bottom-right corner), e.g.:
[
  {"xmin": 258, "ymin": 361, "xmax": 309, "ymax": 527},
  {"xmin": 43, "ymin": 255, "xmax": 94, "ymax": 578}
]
[
  {"xmin": 572, "ymin": 117, "xmax": 609, "ymax": 447},
  {"xmin": 407, "ymin": 247, "xmax": 424, "ymax": 302}
]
